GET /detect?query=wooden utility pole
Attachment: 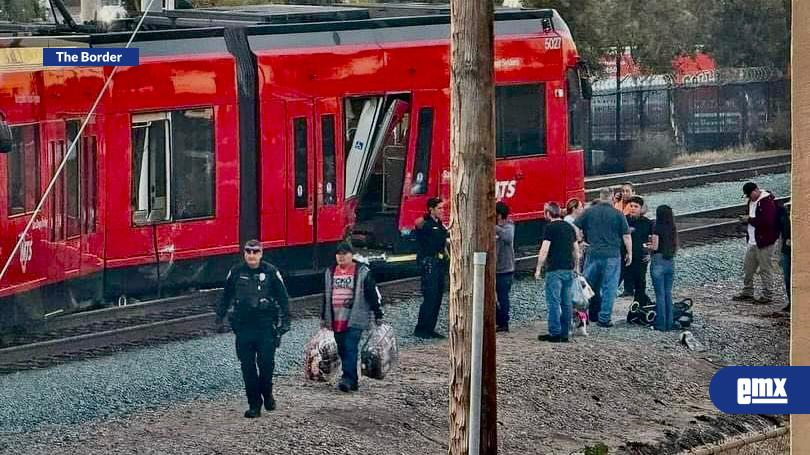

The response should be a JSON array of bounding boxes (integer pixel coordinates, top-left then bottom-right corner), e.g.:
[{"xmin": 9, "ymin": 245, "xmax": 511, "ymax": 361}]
[{"xmin": 448, "ymin": 0, "xmax": 497, "ymax": 453}]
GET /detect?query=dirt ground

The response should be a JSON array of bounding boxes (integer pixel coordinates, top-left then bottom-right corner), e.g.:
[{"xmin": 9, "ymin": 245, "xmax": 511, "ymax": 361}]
[{"xmin": 0, "ymin": 281, "xmax": 789, "ymax": 455}]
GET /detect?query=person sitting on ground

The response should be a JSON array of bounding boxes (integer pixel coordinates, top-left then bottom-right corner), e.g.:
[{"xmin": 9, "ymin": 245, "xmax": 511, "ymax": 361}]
[
  {"xmin": 624, "ymin": 196, "xmax": 653, "ymax": 304},
  {"xmin": 535, "ymin": 202, "xmax": 579, "ymax": 343}
]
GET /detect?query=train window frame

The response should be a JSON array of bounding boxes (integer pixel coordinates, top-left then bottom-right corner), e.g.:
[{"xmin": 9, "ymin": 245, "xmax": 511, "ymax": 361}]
[
  {"xmin": 293, "ymin": 117, "xmax": 309, "ymax": 209},
  {"xmin": 320, "ymin": 114, "xmax": 337, "ymax": 206},
  {"xmin": 130, "ymin": 108, "xmax": 216, "ymax": 226},
  {"xmin": 410, "ymin": 107, "xmax": 434, "ymax": 195},
  {"xmin": 65, "ymin": 120, "xmax": 82, "ymax": 238},
  {"xmin": 566, "ymin": 68, "xmax": 585, "ymax": 150},
  {"xmin": 82, "ymin": 136, "xmax": 97, "ymax": 233},
  {"xmin": 170, "ymin": 108, "xmax": 216, "ymax": 221},
  {"xmin": 495, "ymin": 83, "xmax": 547, "ymax": 159},
  {"xmin": 6, "ymin": 123, "xmax": 40, "ymax": 217}
]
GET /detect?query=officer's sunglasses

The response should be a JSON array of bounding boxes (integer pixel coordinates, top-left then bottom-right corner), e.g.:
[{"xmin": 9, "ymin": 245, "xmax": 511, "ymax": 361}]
[{"xmin": 244, "ymin": 248, "xmax": 262, "ymax": 255}]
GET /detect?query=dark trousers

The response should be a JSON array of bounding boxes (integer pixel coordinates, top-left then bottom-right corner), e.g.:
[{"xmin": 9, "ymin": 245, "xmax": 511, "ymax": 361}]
[
  {"xmin": 783, "ymin": 251, "xmax": 791, "ymax": 306},
  {"xmin": 626, "ymin": 260, "xmax": 649, "ymax": 303},
  {"xmin": 496, "ymin": 272, "xmax": 513, "ymax": 328},
  {"xmin": 415, "ymin": 257, "xmax": 447, "ymax": 334},
  {"xmin": 334, "ymin": 328, "xmax": 363, "ymax": 387},
  {"xmin": 235, "ymin": 328, "xmax": 277, "ymax": 409}
]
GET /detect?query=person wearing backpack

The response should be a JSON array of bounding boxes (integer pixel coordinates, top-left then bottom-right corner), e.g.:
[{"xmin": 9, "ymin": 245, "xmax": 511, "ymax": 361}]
[
  {"xmin": 320, "ymin": 242, "xmax": 384, "ymax": 393},
  {"xmin": 732, "ymin": 182, "xmax": 780, "ymax": 304}
]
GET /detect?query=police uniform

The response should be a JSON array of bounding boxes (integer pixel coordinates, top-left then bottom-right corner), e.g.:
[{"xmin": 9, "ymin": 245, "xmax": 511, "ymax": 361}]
[
  {"xmin": 216, "ymin": 261, "xmax": 290, "ymax": 413},
  {"xmin": 414, "ymin": 214, "xmax": 449, "ymax": 336}
]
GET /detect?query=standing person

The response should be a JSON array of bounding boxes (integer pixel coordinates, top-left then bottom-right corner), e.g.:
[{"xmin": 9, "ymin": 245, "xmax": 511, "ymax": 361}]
[
  {"xmin": 535, "ymin": 202, "xmax": 579, "ymax": 342},
  {"xmin": 575, "ymin": 188, "xmax": 632, "ymax": 327},
  {"xmin": 216, "ymin": 240, "xmax": 290, "ymax": 418},
  {"xmin": 624, "ymin": 196, "xmax": 653, "ymax": 303},
  {"xmin": 732, "ymin": 182, "xmax": 780, "ymax": 304},
  {"xmin": 320, "ymin": 242, "xmax": 383, "ymax": 392},
  {"xmin": 649, "ymin": 205, "xmax": 678, "ymax": 331},
  {"xmin": 780, "ymin": 207, "xmax": 791, "ymax": 312},
  {"xmin": 495, "ymin": 201, "xmax": 515, "ymax": 332},
  {"xmin": 613, "ymin": 182, "xmax": 635, "ymax": 215},
  {"xmin": 413, "ymin": 197, "xmax": 449, "ymax": 338},
  {"xmin": 564, "ymin": 198, "xmax": 585, "ymax": 272}
]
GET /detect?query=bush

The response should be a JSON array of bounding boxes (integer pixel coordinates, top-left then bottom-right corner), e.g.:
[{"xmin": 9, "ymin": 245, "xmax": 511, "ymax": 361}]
[
  {"xmin": 759, "ymin": 110, "xmax": 791, "ymax": 150},
  {"xmin": 624, "ymin": 132, "xmax": 680, "ymax": 171}
]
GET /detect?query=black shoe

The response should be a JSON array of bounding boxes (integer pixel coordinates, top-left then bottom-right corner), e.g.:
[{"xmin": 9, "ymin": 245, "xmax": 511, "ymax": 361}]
[
  {"xmin": 754, "ymin": 296, "xmax": 773, "ymax": 304},
  {"xmin": 244, "ymin": 407, "xmax": 261, "ymax": 418},
  {"xmin": 496, "ymin": 325, "xmax": 509, "ymax": 333},
  {"xmin": 264, "ymin": 397, "xmax": 276, "ymax": 411},
  {"xmin": 620, "ymin": 291, "xmax": 634, "ymax": 297},
  {"xmin": 413, "ymin": 330, "xmax": 432, "ymax": 339},
  {"xmin": 538, "ymin": 334, "xmax": 560, "ymax": 342},
  {"xmin": 597, "ymin": 321, "xmax": 614, "ymax": 328},
  {"xmin": 549, "ymin": 337, "xmax": 569, "ymax": 343},
  {"xmin": 338, "ymin": 381, "xmax": 358, "ymax": 393},
  {"xmin": 430, "ymin": 331, "xmax": 446, "ymax": 339}
]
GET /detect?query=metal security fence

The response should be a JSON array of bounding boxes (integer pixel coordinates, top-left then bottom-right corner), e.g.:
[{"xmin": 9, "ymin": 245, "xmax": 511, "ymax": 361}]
[{"xmin": 587, "ymin": 72, "xmax": 790, "ymax": 175}]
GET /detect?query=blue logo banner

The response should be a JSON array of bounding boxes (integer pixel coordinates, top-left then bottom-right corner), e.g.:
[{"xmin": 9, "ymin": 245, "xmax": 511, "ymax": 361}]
[
  {"xmin": 710, "ymin": 366, "xmax": 810, "ymax": 414},
  {"xmin": 43, "ymin": 48, "xmax": 139, "ymax": 67}
]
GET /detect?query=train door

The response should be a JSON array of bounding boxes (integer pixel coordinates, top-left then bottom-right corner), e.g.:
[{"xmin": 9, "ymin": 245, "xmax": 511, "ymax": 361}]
[
  {"xmin": 343, "ymin": 94, "xmax": 410, "ymax": 249},
  {"xmin": 285, "ymin": 100, "xmax": 316, "ymax": 246},
  {"xmin": 45, "ymin": 121, "xmax": 80, "ymax": 279},
  {"xmin": 314, "ymin": 98, "xmax": 344, "ymax": 244},
  {"xmin": 399, "ymin": 90, "xmax": 446, "ymax": 232}
]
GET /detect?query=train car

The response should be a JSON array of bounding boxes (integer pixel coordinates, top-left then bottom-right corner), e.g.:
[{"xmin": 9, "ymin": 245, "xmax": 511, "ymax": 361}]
[{"xmin": 0, "ymin": 7, "xmax": 588, "ymax": 332}]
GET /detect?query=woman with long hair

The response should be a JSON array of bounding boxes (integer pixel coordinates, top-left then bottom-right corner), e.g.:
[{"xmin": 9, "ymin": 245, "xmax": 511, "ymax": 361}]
[{"xmin": 649, "ymin": 205, "xmax": 678, "ymax": 331}]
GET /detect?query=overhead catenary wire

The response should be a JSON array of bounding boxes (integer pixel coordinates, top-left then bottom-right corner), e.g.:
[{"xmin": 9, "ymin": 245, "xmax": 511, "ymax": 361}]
[{"xmin": 0, "ymin": 0, "xmax": 157, "ymax": 285}]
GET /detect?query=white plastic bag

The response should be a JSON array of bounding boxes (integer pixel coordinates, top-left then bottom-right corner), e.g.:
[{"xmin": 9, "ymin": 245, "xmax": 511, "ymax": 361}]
[
  {"xmin": 361, "ymin": 322, "xmax": 398, "ymax": 380},
  {"xmin": 303, "ymin": 328, "xmax": 341, "ymax": 382},
  {"xmin": 572, "ymin": 273, "xmax": 593, "ymax": 310}
]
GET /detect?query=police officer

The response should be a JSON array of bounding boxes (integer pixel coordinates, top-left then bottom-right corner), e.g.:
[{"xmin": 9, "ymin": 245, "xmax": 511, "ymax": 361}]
[
  {"xmin": 215, "ymin": 240, "xmax": 290, "ymax": 418},
  {"xmin": 413, "ymin": 197, "xmax": 449, "ymax": 339}
]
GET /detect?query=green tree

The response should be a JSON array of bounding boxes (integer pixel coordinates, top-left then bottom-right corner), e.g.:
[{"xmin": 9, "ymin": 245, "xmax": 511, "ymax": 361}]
[
  {"xmin": 697, "ymin": 0, "xmax": 790, "ymax": 71},
  {"xmin": 524, "ymin": 0, "xmax": 701, "ymax": 73},
  {"xmin": 0, "ymin": 0, "xmax": 43, "ymax": 22}
]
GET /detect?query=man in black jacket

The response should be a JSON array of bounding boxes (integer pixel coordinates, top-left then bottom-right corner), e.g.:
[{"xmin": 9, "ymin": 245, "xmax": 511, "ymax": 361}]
[{"xmin": 216, "ymin": 240, "xmax": 290, "ymax": 418}]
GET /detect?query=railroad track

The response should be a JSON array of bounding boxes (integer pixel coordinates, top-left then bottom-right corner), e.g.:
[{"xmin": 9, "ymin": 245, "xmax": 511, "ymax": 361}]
[
  {"xmin": 0, "ymin": 198, "xmax": 788, "ymax": 375},
  {"xmin": 584, "ymin": 152, "xmax": 790, "ymax": 199}
]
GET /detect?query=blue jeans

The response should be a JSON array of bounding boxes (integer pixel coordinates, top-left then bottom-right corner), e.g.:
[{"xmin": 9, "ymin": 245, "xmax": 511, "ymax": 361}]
[
  {"xmin": 334, "ymin": 328, "xmax": 363, "ymax": 387},
  {"xmin": 583, "ymin": 255, "xmax": 621, "ymax": 324},
  {"xmin": 651, "ymin": 254, "xmax": 675, "ymax": 331},
  {"xmin": 782, "ymin": 251, "xmax": 790, "ymax": 305},
  {"xmin": 496, "ymin": 272, "xmax": 513, "ymax": 328},
  {"xmin": 545, "ymin": 270, "xmax": 574, "ymax": 338}
]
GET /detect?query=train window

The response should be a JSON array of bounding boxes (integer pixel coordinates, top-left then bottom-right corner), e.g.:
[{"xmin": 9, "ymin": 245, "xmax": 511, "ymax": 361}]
[
  {"xmin": 321, "ymin": 115, "xmax": 337, "ymax": 206},
  {"xmin": 567, "ymin": 69, "xmax": 585, "ymax": 149},
  {"xmin": 7, "ymin": 124, "xmax": 40, "ymax": 216},
  {"xmin": 171, "ymin": 108, "xmax": 215, "ymax": 220},
  {"xmin": 131, "ymin": 108, "xmax": 214, "ymax": 225},
  {"xmin": 66, "ymin": 121, "xmax": 81, "ymax": 237},
  {"xmin": 495, "ymin": 84, "xmax": 546, "ymax": 158},
  {"xmin": 411, "ymin": 107, "xmax": 434, "ymax": 195},
  {"xmin": 131, "ymin": 113, "xmax": 170, "ymax": 225},
  {"xmin": 293, "ymin": 117, "xmax": 308, "ymax": 209},
  {"xmin": 82, "ymin": 136, "xmax": 97, "ymax": 233},
  {"xmin": 50, "ymin": 141, "xmax": 66, "ymax": 241}
]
